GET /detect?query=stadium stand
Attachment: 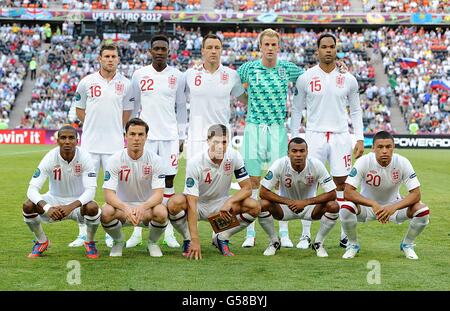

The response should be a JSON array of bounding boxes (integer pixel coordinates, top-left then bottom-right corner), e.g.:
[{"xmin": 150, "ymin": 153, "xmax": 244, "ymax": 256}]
[
  {"xmin": 61, "ymin": 0, "xmax": 201, "ymax": 11},
  {"xmin": 214, "ymin": 0, "xmax": 351, "ymax": 12},
  {"xmin": 363, "ymin": 0, "xmax": 450, "ymax": 13},
  {"xmin": 0, "ymin": 24, "xmax": 41, "ymax": 128},
  {"xmin": 381, "ymin": 26, "xmax": 450, "ymax": 134}
]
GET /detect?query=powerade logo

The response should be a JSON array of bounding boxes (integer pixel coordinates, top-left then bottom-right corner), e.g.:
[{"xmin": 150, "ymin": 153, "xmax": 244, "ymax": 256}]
[{"xmin": 394, "ymin": 137, "xmax": 450, "ymax": 148}]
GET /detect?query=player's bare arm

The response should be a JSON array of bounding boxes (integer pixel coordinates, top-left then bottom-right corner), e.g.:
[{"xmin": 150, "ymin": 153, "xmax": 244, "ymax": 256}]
[
  {"xmin": 288, "ymin": 190, "xmax": 336, "ymax": 214},
  {"xmin": 76, "ymin": 108, "xmax": 86, "ymax": 123},
  {"xmin": 378, "ymin": 187, "xmax": 421, "ymax": 224},
  {"xmin": 122, "ymin": 110, "xmax": 132, "ymax": 127},
  {"xmin": 220, "ymin": 178, "xmax": 252, "ymax": 221},
  {"xmin": 259, "ymin": 185, "xmax": 293, "ymax": 206},
  {"xmin": 186, "ymin": 194, "xmax": 202, "ymax": 260}
]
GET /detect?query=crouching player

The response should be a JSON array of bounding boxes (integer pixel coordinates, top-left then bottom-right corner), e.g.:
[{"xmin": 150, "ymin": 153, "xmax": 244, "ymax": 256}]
[
  {"xmin": 101, "ymin": 118, "xmax": 168, "ymax": 257},
  {"xmin": 341, "ymin": 131, "xmax": 429, "ymax": 260},
  {"xmin": 259, "ymin": 137, "xmax": 339, "ymax": 257},
  {"xmin": 167, "ymin": 124, "xmax": 260, "ymax": 259},
  {"xmin": 23, "ymin": 125, "xmax": 100, "ymax": 258}
]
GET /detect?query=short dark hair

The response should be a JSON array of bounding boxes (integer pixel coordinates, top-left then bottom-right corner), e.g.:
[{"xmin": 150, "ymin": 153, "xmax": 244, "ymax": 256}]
[
  {"xmin": 288, "ymin": 137, "xmax": 307, "ymax": 150},
  {"xmin": 373, "ymin": 131, "xmax": 394, "ymax": 144},
  {"xmin": 151, "ymin": 34, "xmax": 169, "ymax": 47},
  {"xmin": 57, "ymin": 125, "xmax": 77, "ymax": 138},
  {"xmin": 207, "ymin": 124, "xmax": 228, "ymax": 140},
  {"xmin": 317, "ymin": 33, "xmax": 337, "ymax": 48},
  {"xmin": 202, "ymin": 33, "xmax": 223, "ymax": 48},
  {"xmin": 99, "ymin": 42, "xmax": 120, "ymax": 57},
  {"xmin": 125, "ymin": 118, "xmax": 149, "ymax": 134}
]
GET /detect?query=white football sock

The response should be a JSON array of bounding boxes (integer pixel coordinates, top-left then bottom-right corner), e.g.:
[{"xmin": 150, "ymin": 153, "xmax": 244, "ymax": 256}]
[
  {"xmin": 149, "ymin": 220, "xmax": 168, "ymax": 243},
  {"xmin": 403, "ymin": 207, "xmax": 430, "ymax": 244},
  {"xmin": 24, "ymin": 213, "xmax": 47, "ymax": 243},
  {"xmin": 84, "ymin": 210, "xmax": 101, "ymax": 242},
  {"xmin": 279, "ymin": 220, "xmax": 289, "ymax": 237},
  {"xmin": 169, "ymin": 210, "xmax": 191, "ymax": 240},
  {"xmin": 301, "ymin": 219, "xmax": 312, "ymax": 237},
  {"xmin": 258, "ymin": 211, "xmax": 278, "ymax": 243},
  {"xmin": 339, "ymin": 204, "xmax": 358, "ymax": 245},
  {"xmin": 78, "ymin": 223, "xmax": 87, "ymax": 237},
  {"xmin": 102, "ymin": 219, "xmax": 124, "ymax": 242},
  {"xmin": 315, "ymin": 212, "xmax": 338, "ymax": 244}
]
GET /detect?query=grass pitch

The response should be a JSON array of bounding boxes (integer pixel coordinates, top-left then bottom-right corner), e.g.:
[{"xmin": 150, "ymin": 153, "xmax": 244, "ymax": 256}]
[{"xmin": 0, "ymin": 145, "xmax": 449, "ymax": 290}]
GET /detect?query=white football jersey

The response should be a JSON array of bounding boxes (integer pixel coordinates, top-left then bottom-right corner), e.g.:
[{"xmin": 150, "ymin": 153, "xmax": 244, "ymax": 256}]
[
  {"xmin": 29, "ymin": 147, "xmax": 97, "ymax": 199},
  {"xmin": 345, "ymin": 152, "xmax": 420, "ymax": 205},
  {"xmin": 291, "ymin": 65, "xmax": 364, "ymax": 140},
  {"xmin": 75, "ymin": 72, "xmax": 134, "ymax": 154},
  {"xmin": 184, "ymin": 148, "xmax": 249, "ymax": 203},
  {"xmin": 131, "ymin": 65, "xmax": 187, "ymax": 140},
  {"xmin": 261, "ymin": 156, "xmax": 336, "ymax": 200},
  {"xmin": 103, "ymin": 149, "xmax": 165, "ymax": 203},
  {"xmin": 185, "ymin": 65, "xmax": 245, "ymax": 141}
]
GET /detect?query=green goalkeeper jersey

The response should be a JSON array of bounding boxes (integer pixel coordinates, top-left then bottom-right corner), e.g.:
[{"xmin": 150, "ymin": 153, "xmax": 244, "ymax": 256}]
[{"xmin": 238, "ymin": 59, "xmax": 303, "ymax": 125}]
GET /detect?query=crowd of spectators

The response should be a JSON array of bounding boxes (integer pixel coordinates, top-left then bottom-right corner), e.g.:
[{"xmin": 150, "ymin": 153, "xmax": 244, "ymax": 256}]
[
  {"xmin": 59, "ymin": 0, "xmax": 201, "ymax": 10},
  {"xmin": 0, "ymin": 24, "xmax": 42, "ymax": 128},
  {"xmin": 363, "ymin": 0, "xmax": 450, "ymax": 13},
  {"xmin": 381, "ymin": 26, "xmax": 450, "ymax": 134},
  {"xmin": 214, "ymin": 0, "xmax": 351, "ymax": 12}
]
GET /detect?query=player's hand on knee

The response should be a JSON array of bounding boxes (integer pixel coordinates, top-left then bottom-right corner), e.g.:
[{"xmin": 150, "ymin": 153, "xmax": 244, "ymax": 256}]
[
  {"xmin": 48, "ymin": 207, "xmax": 64, "ymax": 221},
  {"xmin": 133, "ymin": 205, "xmax": 145, "ymax": 225},
  {"xmin": 288, "ymin": 200, "xmax": 306, "ymax": 214},
  {"xmin": 125, "ymin": 206, "xmax": 138, "ymax": 226},
  {"xmin": 377, "ymin": 205, "xmax": 395, "ymax": 224}
]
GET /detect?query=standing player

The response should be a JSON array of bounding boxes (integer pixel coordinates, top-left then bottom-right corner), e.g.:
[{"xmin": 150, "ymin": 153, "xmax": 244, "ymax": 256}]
[
  {"xmin": 101, "ymin": 118, "xmax": 168, "ymax": 257},
  {"xmin": 239, "ymin": 28, "xmax": 303, "ymax": 248},
  {"xmin": 22, "ymin": 125, "xmax": 100, "ymax": 258},
  {"xmin": 341, "ymin": 131, "xmax": 429, "ymax": 259},
  {"xmin": 72, "ymin": 42, "xmax": 135, "ymax": 248},
  {"xmin": 291, "ymin": 33, "xmax": 364, "ymax": 250},
  {"xmin": 184, "ymin": 33, "xmax": 247, "ymax": 160},
  {"xmin": 128, "ymin": 34, "xmax": 186, "ymax": 248},
  {"xmin": 258, "ymin": 137, "xmax": 339, "ymax": 257},
  {"xmin": 167, "ymin": 124, "xmax": 260, "ymax": 259}
]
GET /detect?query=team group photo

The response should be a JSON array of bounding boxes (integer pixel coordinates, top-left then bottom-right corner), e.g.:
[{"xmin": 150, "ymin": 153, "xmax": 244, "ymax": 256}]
[{"xmin": 1, "ymin": 0, "xmax": 449, "ymax": 292}]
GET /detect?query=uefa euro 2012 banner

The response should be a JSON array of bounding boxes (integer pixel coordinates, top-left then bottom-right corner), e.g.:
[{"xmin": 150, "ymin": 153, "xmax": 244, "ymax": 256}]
[
  {"xmin": 1, "ymin": 8, "xmax": 449, "ymax": 25},
  {"xmin": 2, "ymin": 129, "xmax": 449, "ymax": 149}
]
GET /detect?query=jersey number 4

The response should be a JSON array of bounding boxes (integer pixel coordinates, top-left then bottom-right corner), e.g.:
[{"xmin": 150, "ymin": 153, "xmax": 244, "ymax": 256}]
[{"xmin": 205, "ymin": 171, "xmax": 212, "ymax": 184}]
